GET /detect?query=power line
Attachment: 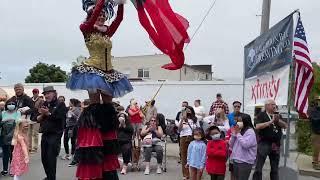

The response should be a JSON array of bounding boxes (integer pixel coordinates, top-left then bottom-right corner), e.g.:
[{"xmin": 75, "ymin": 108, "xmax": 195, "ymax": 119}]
[{"xmin": 184, "ymin": 0, "xmax": 219, "ymax": 50}]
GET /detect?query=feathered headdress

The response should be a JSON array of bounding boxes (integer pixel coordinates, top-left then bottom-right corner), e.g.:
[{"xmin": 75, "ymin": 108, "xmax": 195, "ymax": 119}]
[{"xmin": 82, "ymin": 0, "xmax": 126, "ymax": 20}]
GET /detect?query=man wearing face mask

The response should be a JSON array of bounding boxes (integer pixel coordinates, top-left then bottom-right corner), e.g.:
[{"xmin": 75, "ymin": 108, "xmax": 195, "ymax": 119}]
[
  {"xmin": 6, "ymin": 83, "xmax": 34, "ymax": 120},
  {"xmin": 253, "ymin": 99, "xmax": 287, "ymax": 180},
  {"xmin": 36, "ymin": 86, "xmax": 67, "ymax": 180},
  {"xmin": 308, "ymin": 96, "xmax": 320, "ymax": 170}
]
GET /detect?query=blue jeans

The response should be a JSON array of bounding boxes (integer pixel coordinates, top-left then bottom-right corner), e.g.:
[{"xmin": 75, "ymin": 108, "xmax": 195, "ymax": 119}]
[{"xmin": 1, "ymin": 145, "xmax": 13, "ymax": 171}]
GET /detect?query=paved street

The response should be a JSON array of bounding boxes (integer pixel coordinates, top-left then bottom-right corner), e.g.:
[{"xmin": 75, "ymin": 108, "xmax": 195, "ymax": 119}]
[{"xmin": 0, "ymin": 139, "xmax": 318, "ymax": 180}]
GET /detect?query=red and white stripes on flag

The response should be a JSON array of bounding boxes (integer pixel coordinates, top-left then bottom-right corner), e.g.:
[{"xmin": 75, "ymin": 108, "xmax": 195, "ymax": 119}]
[{"xmin": 293, "ymin": 15, "xmax": 314, "ymax": 116}]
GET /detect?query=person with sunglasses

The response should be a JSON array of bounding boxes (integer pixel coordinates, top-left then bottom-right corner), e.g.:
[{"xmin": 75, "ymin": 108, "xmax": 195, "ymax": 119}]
[
  {"xmin": 227, "ymin": 101, "xmax": 243, "ymax": 128},
  {"xmin": 0, "ymin": 101, "xmax": 21, "ymax": 176},
  {"xmin": 140, "ymin": 117, "xmax": 164, "ymax": 175}
]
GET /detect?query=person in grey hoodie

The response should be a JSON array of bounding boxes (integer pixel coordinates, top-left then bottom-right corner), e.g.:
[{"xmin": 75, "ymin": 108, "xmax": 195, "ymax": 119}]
[{"xmin": 62, "ymin": 99, "xmax": 81, "ymax": 160}]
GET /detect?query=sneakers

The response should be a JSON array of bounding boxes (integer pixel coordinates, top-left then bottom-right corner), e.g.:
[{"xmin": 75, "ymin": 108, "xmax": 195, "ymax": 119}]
[
  {"xmin": 156, "ymin": 165, "xmax": 162, "ymax": 174},
  {"xmin": 68, "ymin": 161, "xmax": 78, "ymax": 167},
  {"xmin": 120, "ymin": 165, "xmax": 128, "ymax": 175},
  {"xmin": 1, "ymin": 171, "xmax": 8, "ymax": 176},
  {"xmin": 30, "ymin": 149, "xmax": 38, "ymax": 154},
  {"xmin": 132, "ymin": 163, "xmax": 140, "ymax": 172},
  {"xmin": 144, "ymin": 167, "xmax": 150, "ymax": 175},
  {"xmin": 61, "ymin": 154, "xmax": 71, "ymax": 160}
]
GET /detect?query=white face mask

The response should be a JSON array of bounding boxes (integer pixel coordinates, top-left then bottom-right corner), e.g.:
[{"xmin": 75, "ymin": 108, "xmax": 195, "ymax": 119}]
[
  {"xmin": 118, "ymin": 116, "xmax": 125, "ymax": 123},
  {"xmin": 237, "ymin": 122, "xmax": 244, "ymax": 129},
  {"xmin": 211, "ymin": 133, "xmax": 221, "ymax": 140},
  {"xmin": 7, "ymin": 105, "xmax": 16, "ymax": 111}
]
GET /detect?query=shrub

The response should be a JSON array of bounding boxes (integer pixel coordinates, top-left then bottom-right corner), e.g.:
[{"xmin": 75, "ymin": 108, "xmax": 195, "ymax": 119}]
[{"xmin": 296, "ymin": 120, "xmax": 313, "ymax": 155}]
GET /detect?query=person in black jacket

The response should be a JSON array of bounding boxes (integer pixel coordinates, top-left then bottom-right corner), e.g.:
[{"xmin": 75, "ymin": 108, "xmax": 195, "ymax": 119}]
[
  {"xmin": 253, "ymin": 99, "xmax": 287, "ymax": 180},
  {"xmin": 36, "ymin": 86, "xmax": 67, "ymax": 180},
  {"xmin": 309, "ymin": 96, "xmax": 320, "ymax": 170},
  {"xmin": 117, "ymin": 106, "xmax": 133, "ymax": 175},
  {"xmin": 7, "ymin": 83, "xmax": 34, "ymax": 119}
]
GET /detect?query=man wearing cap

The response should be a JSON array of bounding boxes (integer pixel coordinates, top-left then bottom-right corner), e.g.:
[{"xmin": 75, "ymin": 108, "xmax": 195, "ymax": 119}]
[
  {"xmin": 209, "ymin": 93, "xmax": 229, "ymax": 115},
  {"xmin": 7, "ymin": 83, "xmax": 34, "ymax": 119},
  {"xmin": 308, "ymin": 96, "xmax": 320, "ymax": 170},
  {"xmin": 37, "ymin": 86, "xmax": 67, "ymax": 180},
  {"xmin": 29, "ymin": 88, "xmax": 43, "ymax": 153}
]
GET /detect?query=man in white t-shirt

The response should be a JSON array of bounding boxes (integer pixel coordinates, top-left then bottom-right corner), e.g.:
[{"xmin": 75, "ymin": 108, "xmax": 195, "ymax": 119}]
[{"xmin": 193, "ymin": 100, "xmax": 206, "ymax": 125}]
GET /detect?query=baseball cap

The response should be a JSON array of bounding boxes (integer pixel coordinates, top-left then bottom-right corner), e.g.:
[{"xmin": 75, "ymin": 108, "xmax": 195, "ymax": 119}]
[{"xmin": 32, "ymin": 88, "xmax": 39, "ymax": 94}]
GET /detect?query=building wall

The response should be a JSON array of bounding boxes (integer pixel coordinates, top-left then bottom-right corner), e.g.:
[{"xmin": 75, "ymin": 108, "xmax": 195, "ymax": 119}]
[
  {"xmin": 112, "ymin": 54, "xmax": 181, "ymax": 80},
  {"xmin": 180, "ymin": 66, "xmax": 212, "ymax": 81},
  {"xmin": 112, "ymin": 54, "xmax": 212, "ymax": 81}
]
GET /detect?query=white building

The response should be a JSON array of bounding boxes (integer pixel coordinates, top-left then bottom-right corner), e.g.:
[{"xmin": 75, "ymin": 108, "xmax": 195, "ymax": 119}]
[
  {"xmin": 112, "ymin": 54, "xmax": 213, "ymax": 81},
  {"xmin": 0, "ymin": 81, "xmax": 245, "ymax": 119}
]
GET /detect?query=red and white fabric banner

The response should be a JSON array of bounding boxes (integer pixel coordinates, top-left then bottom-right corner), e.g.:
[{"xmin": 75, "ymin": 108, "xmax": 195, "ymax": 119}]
[{"xmin": 244, "ymin": 65, "xmax": 290, "ymax": 107}]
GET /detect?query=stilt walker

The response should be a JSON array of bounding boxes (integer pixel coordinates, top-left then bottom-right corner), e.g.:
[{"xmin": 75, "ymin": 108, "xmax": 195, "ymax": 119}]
[
  {"xmin": 67, "ymin": 0, "xmax": 189, "ymax": 179},
  {"xmin": 67, "ymin": 0, "xmax": 132, "ymax": 179}
]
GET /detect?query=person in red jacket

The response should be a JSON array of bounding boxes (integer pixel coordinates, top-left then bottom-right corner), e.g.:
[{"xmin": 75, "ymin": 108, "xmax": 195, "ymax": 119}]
[{"xmin": 206, "ymin": 126, "xmax": 227, "ymax": 180}]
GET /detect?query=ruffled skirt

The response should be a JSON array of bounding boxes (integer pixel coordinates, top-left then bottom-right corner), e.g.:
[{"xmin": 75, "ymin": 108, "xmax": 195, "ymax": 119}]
[
  {"xmin": 76, "ymin": 104, "xmax": 120, "ymax": 180},
  {"xmin": 66, "ymin": 65, "xmax": 133, "ymax": 98}
]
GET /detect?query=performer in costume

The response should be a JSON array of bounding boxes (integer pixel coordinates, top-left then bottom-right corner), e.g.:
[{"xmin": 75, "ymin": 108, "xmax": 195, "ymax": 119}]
[
  {"xmin": 67, "ymin": 0, "xmax": 131, "ymax": 179},
  {"xmin": 67, "ymin": 0, "xmax": 132, "ymax": 103}
]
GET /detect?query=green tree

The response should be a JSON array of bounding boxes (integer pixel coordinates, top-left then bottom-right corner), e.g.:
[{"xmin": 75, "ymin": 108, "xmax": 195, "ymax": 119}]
[
  {"xmin": 309, "ymin": 63, "xmax": 320, "ymax": 101},
  {"xmin": 25, "ymin": 62, "xmax": 68, "ymax": 83}
]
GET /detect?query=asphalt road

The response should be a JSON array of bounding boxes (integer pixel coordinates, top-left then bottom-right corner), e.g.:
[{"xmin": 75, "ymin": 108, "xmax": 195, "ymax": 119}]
[{"xmin": 0, "ymin": 141, "xmax": 318, "ymax": 180}]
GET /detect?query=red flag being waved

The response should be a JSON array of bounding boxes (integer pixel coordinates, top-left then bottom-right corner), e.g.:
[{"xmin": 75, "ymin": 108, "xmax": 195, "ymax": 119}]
[{"xmin": 131, "ymin": 0, "xmax": 190, "ymax": 70}]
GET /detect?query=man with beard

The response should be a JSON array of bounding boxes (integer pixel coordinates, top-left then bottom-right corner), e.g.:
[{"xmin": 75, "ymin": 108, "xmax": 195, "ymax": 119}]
[{"xmin": 7, "ymin": 83, "xmax": 34, "ymax": 119}]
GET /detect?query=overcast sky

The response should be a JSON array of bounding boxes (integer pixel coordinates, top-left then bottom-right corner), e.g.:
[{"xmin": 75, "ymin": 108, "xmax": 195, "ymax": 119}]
[{"xmin": 0, "ymin": 0, "xmax": 319, "ymax": 84}]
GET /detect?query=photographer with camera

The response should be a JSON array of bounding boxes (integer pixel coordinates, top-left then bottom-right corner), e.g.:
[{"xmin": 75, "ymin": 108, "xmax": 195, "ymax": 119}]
[
  {"xmin": 253, "ymin": 99, "xmax": 287, "ymax": 180},
  {"xmin": 177, "ymin": 106, "xmax": 200, "ymax": 180}
]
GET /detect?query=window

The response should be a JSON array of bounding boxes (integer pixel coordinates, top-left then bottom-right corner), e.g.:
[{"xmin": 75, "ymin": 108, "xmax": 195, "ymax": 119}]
[
  {"xmin": 206, "ymin": 74, "xmax": 209, "ymax": 80},
  {"xmin": 138, "ymin": 69, "xmax": 143, "ymax": 78},
  {"xmin": 138, "ymin": 68, "xmax": 150, "ymax": 78}
]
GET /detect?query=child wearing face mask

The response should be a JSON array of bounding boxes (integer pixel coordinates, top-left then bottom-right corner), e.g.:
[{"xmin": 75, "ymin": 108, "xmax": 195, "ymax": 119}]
[
  {"xmin": 186, "ymin": 128, "xmax": 206, "ymax": 180},
  {"xmin": 206, "ymin": 126, "xmax": 227, "ymax": 180},
  {"xmin": 10, "ymin": 120, "xmax": 29, "ymax": 180}
]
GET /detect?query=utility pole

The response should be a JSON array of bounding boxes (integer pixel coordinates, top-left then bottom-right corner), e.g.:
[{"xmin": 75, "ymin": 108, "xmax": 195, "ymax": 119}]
[{"xmin": 260, "ymin": 0, "xmax": 271, "ymax": 34}]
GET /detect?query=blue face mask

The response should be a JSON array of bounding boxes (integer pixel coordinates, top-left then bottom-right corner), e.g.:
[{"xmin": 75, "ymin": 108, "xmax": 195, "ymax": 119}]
[
  {"xmin": 211, "ymin": 133, "xmax": 221, "ymax": 140},
  {"xmin": 7, "ymin": 105, "xmax": 16, "ymax": 111}
]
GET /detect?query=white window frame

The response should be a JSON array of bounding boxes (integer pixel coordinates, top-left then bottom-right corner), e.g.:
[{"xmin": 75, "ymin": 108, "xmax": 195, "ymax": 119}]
[{"xmin": 138, "ymin": 68, "xmax": 150, "ymax": 78}]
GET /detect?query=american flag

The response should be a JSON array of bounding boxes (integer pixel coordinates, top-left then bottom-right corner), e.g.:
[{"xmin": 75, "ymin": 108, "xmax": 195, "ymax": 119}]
[{"xmin": 293, "ymin": 15, "xmax": 314, "ymax": 116}]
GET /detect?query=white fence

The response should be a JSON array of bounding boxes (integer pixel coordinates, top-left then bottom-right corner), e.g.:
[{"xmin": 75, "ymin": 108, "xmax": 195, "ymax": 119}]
[{"xmin": 0, "ymin": 81, "xmax": 245, "ymax": 119}]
